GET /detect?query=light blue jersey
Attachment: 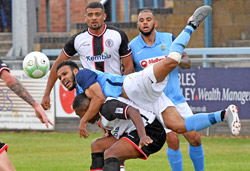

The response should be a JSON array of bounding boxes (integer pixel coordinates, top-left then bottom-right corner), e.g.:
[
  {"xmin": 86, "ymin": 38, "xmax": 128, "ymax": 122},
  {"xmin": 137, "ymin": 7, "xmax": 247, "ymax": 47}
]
[
  {"xmin": 130, "ymin": 31, "xmax": 186, "ymax": 105},
  {"xmin": 75, "ymin": 68, "xmax": 126, "ymax": 98}
]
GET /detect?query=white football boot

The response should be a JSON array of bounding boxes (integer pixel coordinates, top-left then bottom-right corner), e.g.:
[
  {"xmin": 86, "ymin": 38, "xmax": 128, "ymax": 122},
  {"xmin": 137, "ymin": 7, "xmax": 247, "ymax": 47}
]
[{"xmin": 225, "ymin": 104, "xmax": 241, "ymax": 136}]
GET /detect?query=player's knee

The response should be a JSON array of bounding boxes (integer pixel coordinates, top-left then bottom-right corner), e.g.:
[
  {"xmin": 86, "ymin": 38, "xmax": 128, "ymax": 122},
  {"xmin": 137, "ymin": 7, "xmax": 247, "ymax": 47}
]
[
  {"xmin": 104, "ymin": 148, "xmax": 115, "ymax": 159},
  {"xmin": 190, "ymin": 134, "xmax": 201, "ymax": 147},
  {"xmin": 164, "ymin": 120, "xmax": 186, "ymax": 134},
  {"xmin": 162, "ymin": 107, "xmax": 185, "ymax": 134},
  {"xmin": 91, "ymin": 139, "xmax": 103, "ymax": 152},
  {"xmin": 91, "ymin": 139, "xmax": 97, "ymax": 151},
  {"xmin": 187, "ymin": 132, "xmax": 202, "ymax": 146},
  {"xmin": 169, "ymin": 127, "xmax": 186, "ymax": 134},
  {"xmin": 166, "ymin": 132, "xmax": 180, "ymax": 150}
]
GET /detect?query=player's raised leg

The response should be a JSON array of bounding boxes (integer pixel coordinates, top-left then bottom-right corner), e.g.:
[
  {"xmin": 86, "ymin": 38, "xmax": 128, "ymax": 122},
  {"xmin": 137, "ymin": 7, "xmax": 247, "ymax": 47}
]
[
  {"xmin": 184, "ymin": 105, "xmax": 241, "ymax": 136},
  {"xmin": 122, "ymin": 6, "xmax": 213, "ymax": 108},
  {"xmin": 153, "ymin": 5, "xmax": 212, "ymax": 82},
  {"xmin": 162, "ymin": 104, "xmax": 241, "ymax": 136},
  {"xmin": 170, "ymin": 5, "xmax": 213, "ymax": 54}
]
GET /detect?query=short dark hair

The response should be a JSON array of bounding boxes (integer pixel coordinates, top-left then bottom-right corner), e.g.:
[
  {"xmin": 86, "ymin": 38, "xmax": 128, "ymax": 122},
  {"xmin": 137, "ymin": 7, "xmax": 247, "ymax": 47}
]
[
  {"xmin": 85, "ymin": 1, "xmax": 105, "ymax": 12},
  {"xmin": 56, "ymin": 61, "xmax": 79, "ymax": 72},
  {"xmin": 138, "ymin": 9, "xmax": 155, "ymax": 16},
  {"xmin": 72, "ymin": 93, "xmax": 89, "ymax": 111}
]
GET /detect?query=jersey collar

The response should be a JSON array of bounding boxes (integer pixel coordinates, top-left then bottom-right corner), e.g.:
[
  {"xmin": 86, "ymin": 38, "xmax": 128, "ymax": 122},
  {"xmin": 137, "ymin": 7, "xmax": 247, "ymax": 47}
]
[
  {"xmin": 88, "ymin": 24, "xmax": 107, "ymax": 37},
  {"xmin": 138, "ymin": 30, "xmax": 161, "ymax": 48}
]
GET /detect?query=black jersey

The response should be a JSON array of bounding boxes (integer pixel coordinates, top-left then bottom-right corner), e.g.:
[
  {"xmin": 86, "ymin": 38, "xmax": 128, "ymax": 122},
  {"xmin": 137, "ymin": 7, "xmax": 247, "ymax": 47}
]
[
  {"xmin": 99, "ymin": 97, "xmax": 156, "ymax": 139},
  {"xmin": 63, "ymin": 24, "xmax": 132, "ymax": 75}
]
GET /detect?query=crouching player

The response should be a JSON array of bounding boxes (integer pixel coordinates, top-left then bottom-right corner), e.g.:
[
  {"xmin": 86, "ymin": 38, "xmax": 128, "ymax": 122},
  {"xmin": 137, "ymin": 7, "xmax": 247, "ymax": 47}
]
[{"xmin": 73, "ymin": 93, "xmax": 167, "ymax": 171}]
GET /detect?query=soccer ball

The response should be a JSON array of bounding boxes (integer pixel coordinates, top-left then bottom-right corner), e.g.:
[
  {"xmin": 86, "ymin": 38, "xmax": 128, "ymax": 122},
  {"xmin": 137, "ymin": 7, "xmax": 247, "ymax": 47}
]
[{"xmin": 23, "ymin": 51, "xmax": 50, "ymax": 79}]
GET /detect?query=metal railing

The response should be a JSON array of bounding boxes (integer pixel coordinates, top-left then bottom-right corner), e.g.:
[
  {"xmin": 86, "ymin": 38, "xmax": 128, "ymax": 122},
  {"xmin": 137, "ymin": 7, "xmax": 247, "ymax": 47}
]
[
  {"xmin": 41, "ymin": 47, "xmax": 250, "ymax": 64},
  {"xmin": 185, "ymin": 47, "xmax": 250, "ymax": 66},
  {"xmin": 3, "ymin": 47, "xmax": 250, "ymax": 68},
  {"xmin": 40, "ymin": 47, "xmax": 250, "ymax": 58}
]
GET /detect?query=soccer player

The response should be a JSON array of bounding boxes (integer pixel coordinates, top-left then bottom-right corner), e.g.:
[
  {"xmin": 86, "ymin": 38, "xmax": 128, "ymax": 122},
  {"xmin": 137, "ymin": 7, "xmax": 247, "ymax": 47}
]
[
  {"xmin": 73, "ymin": 93, "xmax": 166, "ymax": 171},
  {"xmin": 0, "ymin": 59, "xmax": 53, "ymax": 170},
  {"xmin": 56, "ymin": 6, "xmax": 241, "ymax": 139},
  {"xmin": 41, "ymin": 1, "xmax": 134, "ymax": 110},
  {"xmin": 129, "ymin": 9, "xmax": 203, "ymax": 171}
]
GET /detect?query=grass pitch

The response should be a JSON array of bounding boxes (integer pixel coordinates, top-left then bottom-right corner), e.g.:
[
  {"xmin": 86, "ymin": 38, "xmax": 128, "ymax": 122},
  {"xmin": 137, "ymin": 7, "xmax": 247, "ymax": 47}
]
[{"xmin": 1, "ymin": 132, "xmax": 250, "ymax": 171}]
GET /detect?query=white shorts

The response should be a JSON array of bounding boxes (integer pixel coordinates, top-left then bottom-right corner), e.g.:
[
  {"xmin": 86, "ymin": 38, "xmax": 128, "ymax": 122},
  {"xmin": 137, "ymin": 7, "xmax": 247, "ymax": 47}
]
[
  {"xmin": 163, "ymin": 102, "xmax": 194, "ymax": 134},
  {"xmin": 123, "ymin": 65, "xmax": 172, "ymax": 114}
]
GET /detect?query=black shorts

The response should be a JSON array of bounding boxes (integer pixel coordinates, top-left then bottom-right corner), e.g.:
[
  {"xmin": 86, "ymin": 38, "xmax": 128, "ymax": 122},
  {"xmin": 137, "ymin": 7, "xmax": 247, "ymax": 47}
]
[
  {"xmin": 0, "ymin": 141, "xmax": 8, "ymax": 154},
  {"xmin": 121, "ymin": 119, "xmax": 166, "ymax": 160}
]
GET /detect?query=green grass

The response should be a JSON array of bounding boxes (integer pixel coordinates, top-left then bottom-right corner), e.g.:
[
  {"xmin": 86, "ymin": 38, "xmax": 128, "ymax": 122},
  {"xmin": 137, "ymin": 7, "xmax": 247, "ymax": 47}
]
[{"xmin": 1, "ymin": 132, "xmax": 250, "ymax": 171}]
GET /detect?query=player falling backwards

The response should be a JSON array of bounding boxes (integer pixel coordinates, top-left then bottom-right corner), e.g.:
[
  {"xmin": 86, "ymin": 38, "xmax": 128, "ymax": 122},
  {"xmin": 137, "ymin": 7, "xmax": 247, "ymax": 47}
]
[
  {"xmin": 71, "ymin": 6, "xmax": 241, "ymax": 170},
  {"xmin": 56, "ymin": 5, "xmax": 241, "ymax": 140}
]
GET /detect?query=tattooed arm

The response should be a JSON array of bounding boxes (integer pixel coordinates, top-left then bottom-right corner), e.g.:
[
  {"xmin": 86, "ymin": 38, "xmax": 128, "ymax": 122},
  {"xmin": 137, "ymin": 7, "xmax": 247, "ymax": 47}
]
[
  {"xmin": 1, "ymin": 70, "xmax": 53, "ymax": 128},
  {"xmin": 2, "ymin": 70, "xmax": 35, "ymax": 105}
]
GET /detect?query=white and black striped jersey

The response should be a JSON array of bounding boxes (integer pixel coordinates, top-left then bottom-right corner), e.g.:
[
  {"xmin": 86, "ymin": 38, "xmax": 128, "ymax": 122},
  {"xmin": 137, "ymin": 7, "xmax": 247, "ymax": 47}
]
[
  {"xmin": 0, "ymin": 60, "xmax": 10, "ymax": 78},
  {"xmin": 63, "ymin": 24, "xmax": 132, "ymax": 75},
  {"xmin": 99, "ymin": 97, "xmax": 156, "ymax": 139}
]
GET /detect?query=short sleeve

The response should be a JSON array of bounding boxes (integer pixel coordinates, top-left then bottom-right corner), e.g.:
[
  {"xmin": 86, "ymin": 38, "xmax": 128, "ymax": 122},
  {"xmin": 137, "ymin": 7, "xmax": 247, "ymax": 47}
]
[
  {"xmin": 75, "ymin": 69, "xmax": 98, "ymax": 91},
  {"xmin": 63, "ymin": 33, "xmax": 80, "ymax": 57},
  {"xmin": 119, "ymin": 29, "xmax": 132, "ymax": 58},
  {"xmin": 0, "ymin": 60, "xmax": 10, "ymax": 78},
  {"xmin": 105, "ymin": 25, "xmax": 132, "ymax": 58},
  {"xmin": 99, "ymin": 99, "xmax": 129, "ymax": 121}
]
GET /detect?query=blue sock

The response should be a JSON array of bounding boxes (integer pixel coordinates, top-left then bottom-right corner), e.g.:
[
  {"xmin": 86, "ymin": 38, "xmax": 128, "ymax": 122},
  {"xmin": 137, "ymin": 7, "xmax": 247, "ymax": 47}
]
[
  {"xmin": 185, "ymin": 111, "xmax": 222, "ymax": 132},
  {"xmin": 170, "ymin": 25, "xmax": 195, "ymax": 54},
  {"xmin": 167, "ymin": 148, "xmax": 183, "ymax": 171},
  {"xmin": 189, "ymin": 144, "xmax": 204, "ymax": 171}
]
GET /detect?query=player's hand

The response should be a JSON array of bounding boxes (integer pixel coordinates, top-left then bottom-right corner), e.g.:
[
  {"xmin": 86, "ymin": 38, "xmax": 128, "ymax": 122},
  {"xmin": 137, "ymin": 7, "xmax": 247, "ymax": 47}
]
[
  {"xmin": 33, "ymin": 102, "xmax": 54, "ymax": 128},
  {"xmin": 179, "ymin": 62, "xmax": 191, "ymax": 69},
  {"xmin": 41, "ymin": 94, "xmax": 51, "ymax": 110},
  {"xmin": 97, "ymin": 121, "xmax": 110, "ymax": 137},
  {"xmin": 103, "ymin": 130, "xmax": 111, "ymax": 137},
  {"xmin": 79, "ymin": 119, "xmax": 90, "ymax": 138},
  {"xmin": 139, "ymin": 136, "xmax": 153, "ymax": 149}
]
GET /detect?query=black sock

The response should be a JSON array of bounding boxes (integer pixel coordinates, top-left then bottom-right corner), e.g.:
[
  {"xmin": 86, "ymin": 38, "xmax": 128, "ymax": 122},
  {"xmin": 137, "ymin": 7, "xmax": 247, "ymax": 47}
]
[
  {"xmin": 103, "ymin": 157, "xmax": 120, "ymax": 171},
  {"xmin": 188, "ymin": 21, "xmax": 197, "ymax": 30},
  {"xmin": 221, "ymin": 110, "xmax": 226, "ymax": 121},
  {"xmin": 90, "ymin": 152, "xmax": 104, "ymax": 170}
]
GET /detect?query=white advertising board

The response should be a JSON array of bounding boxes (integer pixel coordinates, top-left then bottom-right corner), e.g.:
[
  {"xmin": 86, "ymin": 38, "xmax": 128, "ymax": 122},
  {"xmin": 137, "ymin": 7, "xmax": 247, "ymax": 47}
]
[{"xmin": 0, "ymin": 70, "xmax": 55, "ymax": 130}]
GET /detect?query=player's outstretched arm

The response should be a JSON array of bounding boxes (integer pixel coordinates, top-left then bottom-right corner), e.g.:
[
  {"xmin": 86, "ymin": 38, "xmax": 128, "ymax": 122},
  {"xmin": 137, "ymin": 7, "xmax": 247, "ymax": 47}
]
[
  {"xmin": 33, "ymin": 102, "xmax": 54, "ymax": 128},
  {"xmin": 41, "ymin": 51, "xmax": 69, "ymax": 110},
  {"xmin": 2, "ymin": 70, "xmax": 35, "ymax": 106},
  {"xmin": 1, "ymin": 70, "xmax": 53, "ymax": 128},
  {"xmin": 126, "ymin": 107, "xmax": 153, "ymax": 148},
  {"xmin": 80, "ymin": 83, "xmax": 106, "ymax": 138}
]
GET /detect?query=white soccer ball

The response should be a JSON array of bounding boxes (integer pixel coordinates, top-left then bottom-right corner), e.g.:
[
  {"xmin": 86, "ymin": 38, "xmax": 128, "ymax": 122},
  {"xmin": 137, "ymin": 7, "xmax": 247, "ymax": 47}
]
[{"xmin": 23, "ymin": 51, "xmax": 50, "ymax": 79}]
